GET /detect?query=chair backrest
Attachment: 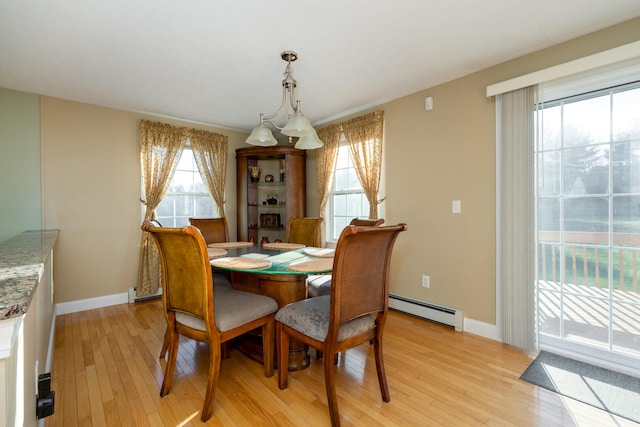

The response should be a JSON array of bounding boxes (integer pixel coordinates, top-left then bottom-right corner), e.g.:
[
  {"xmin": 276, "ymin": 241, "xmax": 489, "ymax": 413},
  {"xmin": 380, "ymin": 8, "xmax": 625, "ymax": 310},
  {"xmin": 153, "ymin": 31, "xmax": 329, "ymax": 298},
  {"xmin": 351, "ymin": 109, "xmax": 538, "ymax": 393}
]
[
  {"xmin": 330, "ymin": 224, "xmax": 407, "ymax": 327},
  {"xmin": 188, "ymin": 217, "xmax": 230, "ymax": 245},
  {"xmin": 349, "ymin": 218, "xmax": 385, "ymax": 227},
  {"xmin": 142, "ymin": 221, "xmax": 215, "ymax": 328},
  {"xmin": 286, "ymin": 217, "xmax": 323, "ymax": 247}
]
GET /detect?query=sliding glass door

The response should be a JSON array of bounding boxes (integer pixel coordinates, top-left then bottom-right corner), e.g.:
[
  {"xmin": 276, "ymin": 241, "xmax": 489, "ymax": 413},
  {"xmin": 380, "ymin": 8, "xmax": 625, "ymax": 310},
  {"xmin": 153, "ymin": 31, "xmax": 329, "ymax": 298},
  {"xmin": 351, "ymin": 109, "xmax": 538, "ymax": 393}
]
[{"xmin": 535, "ymin": 81, "xmax": 640, "ymax": 374}]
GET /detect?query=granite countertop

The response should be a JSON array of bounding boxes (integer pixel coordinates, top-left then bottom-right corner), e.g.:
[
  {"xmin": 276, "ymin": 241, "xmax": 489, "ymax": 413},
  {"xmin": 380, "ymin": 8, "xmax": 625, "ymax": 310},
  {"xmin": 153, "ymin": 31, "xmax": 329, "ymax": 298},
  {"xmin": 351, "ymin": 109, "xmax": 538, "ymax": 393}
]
[{"xmin": 0, "ymin": 230, "xmax": 59, "ymax": 321}]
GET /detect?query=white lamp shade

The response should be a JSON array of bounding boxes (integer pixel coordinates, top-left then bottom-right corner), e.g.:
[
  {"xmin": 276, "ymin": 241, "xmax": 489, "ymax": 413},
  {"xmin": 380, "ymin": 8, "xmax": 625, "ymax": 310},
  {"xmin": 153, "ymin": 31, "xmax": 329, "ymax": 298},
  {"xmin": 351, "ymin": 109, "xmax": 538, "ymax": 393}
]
[
  {"xmin": 281, "ymin": 114, "xmax": 315, "ymax": 137},
  {"xmin": 294, "ymin": 130, "xmax": 323, "ymax": 149},
  {"xmin": 246, "ymin": 125, "xmax": 278, "ymax": 146}
]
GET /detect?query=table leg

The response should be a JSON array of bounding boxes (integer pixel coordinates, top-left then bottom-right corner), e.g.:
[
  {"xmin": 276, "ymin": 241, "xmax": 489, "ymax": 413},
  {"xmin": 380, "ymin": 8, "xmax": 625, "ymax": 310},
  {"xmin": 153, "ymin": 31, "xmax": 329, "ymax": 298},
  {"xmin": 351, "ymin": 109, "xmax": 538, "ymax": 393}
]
[{"xmin": 229, "ymin": 271, "xmax": 310, "ymax": 371}]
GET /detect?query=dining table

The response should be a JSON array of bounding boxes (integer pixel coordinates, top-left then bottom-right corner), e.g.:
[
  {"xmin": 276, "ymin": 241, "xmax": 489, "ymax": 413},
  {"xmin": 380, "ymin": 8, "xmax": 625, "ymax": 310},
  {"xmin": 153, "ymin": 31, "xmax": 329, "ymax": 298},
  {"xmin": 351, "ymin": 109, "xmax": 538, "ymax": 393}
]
[{"xmin": 209, "ymin": 242, "xmax": 334, "ymax": 370}]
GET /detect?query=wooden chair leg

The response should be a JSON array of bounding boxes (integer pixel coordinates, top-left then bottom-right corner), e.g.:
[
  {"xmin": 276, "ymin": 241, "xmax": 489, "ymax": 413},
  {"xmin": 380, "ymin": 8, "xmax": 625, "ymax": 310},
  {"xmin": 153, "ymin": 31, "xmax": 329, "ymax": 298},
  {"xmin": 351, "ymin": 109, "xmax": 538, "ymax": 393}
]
[
  {"xmin": 262, "ymin": 317, "xmax": 275, "ymax": 378},
  {"xmin": 200, "ymin": 339, "xmax": 222, "ymax": 422},
  {"xmin": 373, "ymin": 338, "xmax": 390, "ymax": 402},
  {"xmin": 159, "ymin": 326, "xmax": 169, "ymax": 359},
  {"xmin": 277, "ymin": 322, "xmax": 290, "ymax": 389},
  {"xmin": 160, "ymin": 329, "xmax": 179, "ymax": 397},
  {"xmin": 323, "ymin": 352, "xmax": 341, "ymax": 427}
]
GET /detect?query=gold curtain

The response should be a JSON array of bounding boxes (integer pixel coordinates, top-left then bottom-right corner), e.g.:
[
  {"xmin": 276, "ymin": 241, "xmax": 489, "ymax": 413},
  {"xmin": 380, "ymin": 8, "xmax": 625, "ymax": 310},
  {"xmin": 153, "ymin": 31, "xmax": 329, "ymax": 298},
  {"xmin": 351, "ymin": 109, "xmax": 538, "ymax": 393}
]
[
  {"xmin": 342, "ymin": 110, "xmax": 385, "ymax": 219},
  {"xmin": 190, "ymin": 129, "xmax": 228, "ymax": 217},
  {"xmin": 316, "ymin": 123, "xmax": 342, "ymax": 218},
  {"xmin": 137, "ymin": 120, "xmax": 188, "ymax": 297}
]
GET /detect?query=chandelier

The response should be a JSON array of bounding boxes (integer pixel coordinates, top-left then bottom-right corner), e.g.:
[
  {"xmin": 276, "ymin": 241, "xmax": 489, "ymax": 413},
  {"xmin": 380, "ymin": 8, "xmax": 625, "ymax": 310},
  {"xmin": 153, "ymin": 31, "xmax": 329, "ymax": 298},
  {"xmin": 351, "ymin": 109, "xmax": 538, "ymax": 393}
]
[{"xmin": 245, "ymin": 51, "xmax": 323, "ymax": 150}]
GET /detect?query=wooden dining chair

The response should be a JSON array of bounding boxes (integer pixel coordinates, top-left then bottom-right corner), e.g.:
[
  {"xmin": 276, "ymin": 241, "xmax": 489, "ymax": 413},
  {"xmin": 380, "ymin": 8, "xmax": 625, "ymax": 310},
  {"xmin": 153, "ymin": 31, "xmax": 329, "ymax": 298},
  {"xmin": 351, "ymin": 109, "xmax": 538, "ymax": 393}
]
[
  {"xmin": 157, "ymin": 217, "xmax": 232, "ymax": 359},
  {"xmin": 306, "ymin": 218, "xmax": 385, "ymax": 298},
  {"xmin": 188, "ymin": 217, "xmax": 230, "ymax": 245},
  {"xmin": 276, "ymin": 223, "xmax": 407, "ymax": 427},
  {"xmin": 142, "ymin": 221, "xmax": 278, "ymax": 422},
  {"xmin": 285, "ymin": 217, "xmax": 323, "ymax": 247}
]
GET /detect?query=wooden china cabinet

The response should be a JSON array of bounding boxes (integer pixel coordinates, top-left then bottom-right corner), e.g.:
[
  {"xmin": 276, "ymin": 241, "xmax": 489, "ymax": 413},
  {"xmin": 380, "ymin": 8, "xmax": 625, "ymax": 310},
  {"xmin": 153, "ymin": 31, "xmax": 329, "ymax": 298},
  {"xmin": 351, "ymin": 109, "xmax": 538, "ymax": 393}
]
[
  {"xmin": 236, "ymin": 146, "xmax": 306, "ymax": 243},
  {"xmin": 235, "ymin": 145, "xmax": 309, "ymax": 370}
]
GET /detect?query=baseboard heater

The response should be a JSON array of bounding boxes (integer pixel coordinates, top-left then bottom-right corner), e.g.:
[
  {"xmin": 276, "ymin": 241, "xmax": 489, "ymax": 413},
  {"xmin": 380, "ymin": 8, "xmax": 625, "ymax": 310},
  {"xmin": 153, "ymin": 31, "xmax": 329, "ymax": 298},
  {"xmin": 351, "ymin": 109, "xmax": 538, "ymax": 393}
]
[
  {"xmin": 128, "ymin": 286, "xmax": 162, "ymax": 303},
  {"xmin": 389, "ymin": 294, "xmax": 463, "ymax": 332}
]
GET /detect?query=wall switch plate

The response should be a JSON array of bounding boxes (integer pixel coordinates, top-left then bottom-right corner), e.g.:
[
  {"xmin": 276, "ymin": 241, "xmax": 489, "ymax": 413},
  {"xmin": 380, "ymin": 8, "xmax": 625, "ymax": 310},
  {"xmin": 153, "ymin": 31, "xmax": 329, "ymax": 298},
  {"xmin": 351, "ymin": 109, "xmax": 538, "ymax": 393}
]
[{"xmin": 452, "ymin": 200, "xmax": 461, "ymax": 213}]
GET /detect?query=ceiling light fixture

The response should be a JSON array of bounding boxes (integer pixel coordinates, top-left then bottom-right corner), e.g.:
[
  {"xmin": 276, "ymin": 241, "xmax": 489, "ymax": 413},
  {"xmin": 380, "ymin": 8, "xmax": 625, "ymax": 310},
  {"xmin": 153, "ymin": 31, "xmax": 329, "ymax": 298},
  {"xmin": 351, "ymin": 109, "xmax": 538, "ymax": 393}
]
[{"xmin": 245, "ymin": 51, "xmax": 323, "ymax": 150}]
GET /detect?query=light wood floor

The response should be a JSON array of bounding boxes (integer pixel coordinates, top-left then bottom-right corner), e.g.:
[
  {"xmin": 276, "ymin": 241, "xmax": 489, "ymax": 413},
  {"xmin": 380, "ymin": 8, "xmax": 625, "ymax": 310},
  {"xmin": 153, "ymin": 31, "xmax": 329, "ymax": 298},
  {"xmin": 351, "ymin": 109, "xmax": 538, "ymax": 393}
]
[{"xmin": 46, "ymin": 299, "xmax": 639, "ymax": 427}]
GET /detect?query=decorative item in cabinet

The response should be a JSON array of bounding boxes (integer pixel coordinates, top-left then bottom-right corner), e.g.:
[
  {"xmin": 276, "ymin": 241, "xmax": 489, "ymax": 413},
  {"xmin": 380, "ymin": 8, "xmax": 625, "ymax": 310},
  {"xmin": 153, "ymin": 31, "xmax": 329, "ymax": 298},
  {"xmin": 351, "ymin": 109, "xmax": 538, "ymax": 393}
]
[
  {"xmin": 260, "ymin": 213, "xmax": 280, "ymax": 228},
  {"xmin": 249, "ymin": 166, "xmax": 261, "ymax": 182},
  {"xmin": 266, "ymin": 192, "xmax": 278, "ymax": 205}
]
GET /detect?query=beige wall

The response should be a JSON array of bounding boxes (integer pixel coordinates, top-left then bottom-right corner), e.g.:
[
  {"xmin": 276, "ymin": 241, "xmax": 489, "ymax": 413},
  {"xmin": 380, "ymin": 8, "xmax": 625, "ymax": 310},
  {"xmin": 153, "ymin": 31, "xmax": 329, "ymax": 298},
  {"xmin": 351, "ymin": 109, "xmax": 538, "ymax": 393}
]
[
  {"xmin": 307, "ymin": 17, "xmax": 640, "ymax": 324},
  {"xmin": 39, "ymin": 17, "xmax": 640, "ymax": 324},
  {"xmin": 383, "ymin": 72, "xmax": 498, "ymax": 323},
  {"xmin": 41, "ymin": 97, "xmax": 248, "ymax": 303}
]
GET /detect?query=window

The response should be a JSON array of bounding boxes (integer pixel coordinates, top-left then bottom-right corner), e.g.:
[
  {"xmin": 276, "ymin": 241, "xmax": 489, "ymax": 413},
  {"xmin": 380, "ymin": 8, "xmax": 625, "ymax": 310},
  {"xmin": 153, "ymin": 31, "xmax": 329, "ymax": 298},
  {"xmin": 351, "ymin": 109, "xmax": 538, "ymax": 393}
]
[
  {"xmin": 155, "ymin": 147, "xmax": 216, "ymax": 227},
  {"xmin": 326, "ymin": 144, "xmax": 370, "ymax": 241},
  {"xmin": 536, "ymin": 80, "xmax": 640, "ymax": 364}
]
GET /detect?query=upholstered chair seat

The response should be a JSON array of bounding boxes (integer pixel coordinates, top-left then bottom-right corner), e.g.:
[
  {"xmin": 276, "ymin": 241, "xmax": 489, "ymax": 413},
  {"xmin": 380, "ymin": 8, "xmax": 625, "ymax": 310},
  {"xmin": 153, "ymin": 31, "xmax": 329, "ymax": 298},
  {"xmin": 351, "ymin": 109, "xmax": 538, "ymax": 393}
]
[
  {"xmin": 175, "ymin": 290, "xmax": 277, "ymax": 332},
  {"xmin": 276, "ymin": 296, "xmax": 375, "ymax": 342}
]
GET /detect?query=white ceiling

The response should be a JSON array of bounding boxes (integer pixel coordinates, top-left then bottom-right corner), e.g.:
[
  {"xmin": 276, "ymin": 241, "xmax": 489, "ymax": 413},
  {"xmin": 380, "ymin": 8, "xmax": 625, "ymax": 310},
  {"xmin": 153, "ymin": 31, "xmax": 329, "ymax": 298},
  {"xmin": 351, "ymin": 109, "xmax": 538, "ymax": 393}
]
[{"xmin": 1, "ymin": 1, "xmax": 639, "ymax": 132}]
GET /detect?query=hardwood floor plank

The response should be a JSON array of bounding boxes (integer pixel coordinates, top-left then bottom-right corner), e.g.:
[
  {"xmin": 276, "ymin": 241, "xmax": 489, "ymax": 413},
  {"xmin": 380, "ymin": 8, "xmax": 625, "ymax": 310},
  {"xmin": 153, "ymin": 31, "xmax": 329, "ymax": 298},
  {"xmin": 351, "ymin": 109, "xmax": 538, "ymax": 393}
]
[
  {"xmin": 72, "ymin": 314, "xmax": 86, "ymax": 375},
  {"xmin": 103, "ymin": 399, "xmax": 122, "ymax": 427},
  {"xmin": 125, "ymin": 398, "xmax": 153, "ymax": 427},
  {"xmin": 93, "ymin": 349, "xmax": 115, "ymax": 403},
  {"xmin": 85, "ymin": 364, "xmax": 108, "ymax": 427},
  {"xmin": 45, "ymin": 299, "xmax": 640, "ymax": 427},
  {"xmin": 74, "ymin": 371, "xmax": 92, "ymax": 425}
]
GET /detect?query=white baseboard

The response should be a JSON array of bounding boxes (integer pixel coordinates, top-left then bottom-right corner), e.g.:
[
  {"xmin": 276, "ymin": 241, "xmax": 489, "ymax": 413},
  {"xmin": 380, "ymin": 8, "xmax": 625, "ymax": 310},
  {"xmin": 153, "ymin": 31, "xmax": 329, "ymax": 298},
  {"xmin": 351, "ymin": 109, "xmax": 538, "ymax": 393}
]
[
  {"xmin": 463, "ymin": 318, "xmax": 499, "ymax": 341},
  {"xmin": 55, "ymin": 292, "xmax": 129, "ymax": 316}
]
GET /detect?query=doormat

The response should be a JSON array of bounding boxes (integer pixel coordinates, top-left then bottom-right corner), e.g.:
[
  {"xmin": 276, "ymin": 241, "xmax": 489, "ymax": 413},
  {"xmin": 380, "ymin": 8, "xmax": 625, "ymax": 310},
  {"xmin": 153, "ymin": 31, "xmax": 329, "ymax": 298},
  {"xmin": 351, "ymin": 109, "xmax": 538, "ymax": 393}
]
[{"xmin": 520, "ymin": 351, "xmax": 640, "ymax": 423}]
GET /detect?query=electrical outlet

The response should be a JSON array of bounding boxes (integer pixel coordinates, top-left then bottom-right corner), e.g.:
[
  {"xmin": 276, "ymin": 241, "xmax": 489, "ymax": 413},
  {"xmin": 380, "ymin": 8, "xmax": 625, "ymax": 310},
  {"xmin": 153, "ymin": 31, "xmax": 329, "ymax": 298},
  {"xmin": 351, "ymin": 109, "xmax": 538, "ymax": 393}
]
[{"xmin": 422, "ymin": 275, "xmax": 430, "ymax": 288}]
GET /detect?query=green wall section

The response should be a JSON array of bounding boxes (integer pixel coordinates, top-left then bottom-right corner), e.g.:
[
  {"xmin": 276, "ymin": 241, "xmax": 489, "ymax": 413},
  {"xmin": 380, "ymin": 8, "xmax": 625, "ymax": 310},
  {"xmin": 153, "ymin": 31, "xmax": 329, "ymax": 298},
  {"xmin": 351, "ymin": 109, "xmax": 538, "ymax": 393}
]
[{"xmin": 0, "ymin": 88, "xmax": 41, "ymax": 243}]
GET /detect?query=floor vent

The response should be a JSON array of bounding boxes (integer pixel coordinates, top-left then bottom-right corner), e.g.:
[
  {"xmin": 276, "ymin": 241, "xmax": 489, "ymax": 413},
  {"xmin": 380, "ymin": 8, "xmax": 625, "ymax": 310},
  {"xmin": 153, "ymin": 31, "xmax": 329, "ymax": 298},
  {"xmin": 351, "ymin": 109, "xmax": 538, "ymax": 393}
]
[
  {"xmin": 389, "ymin": 294, "xmax": 463, "ymax": 331},
  {"xmin": 128, "ymin": 286, "xmax": 162, "ymax": 303}
]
